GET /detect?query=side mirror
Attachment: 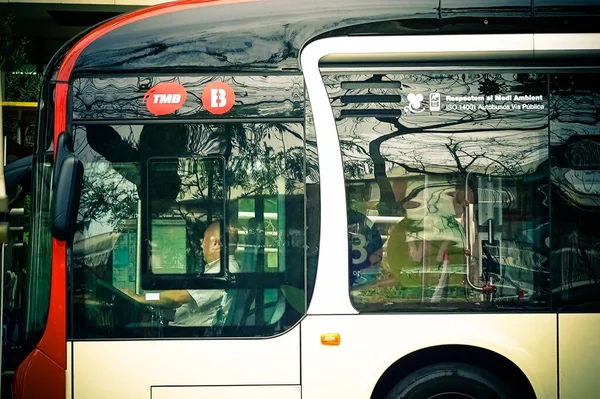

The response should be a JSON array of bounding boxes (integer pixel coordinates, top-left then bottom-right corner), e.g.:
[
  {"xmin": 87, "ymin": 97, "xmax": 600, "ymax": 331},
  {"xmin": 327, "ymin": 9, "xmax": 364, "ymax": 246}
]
[{"xmin": 50, "ymin": 132, "xmax": 83, "ymax": 243}]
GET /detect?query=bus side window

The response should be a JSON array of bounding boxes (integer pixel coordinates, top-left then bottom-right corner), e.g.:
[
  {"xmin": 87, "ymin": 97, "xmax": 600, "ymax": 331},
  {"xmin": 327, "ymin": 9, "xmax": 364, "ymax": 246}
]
[{"xmin": 550, "ymin": 73, "xmax": 600, "ymax": 311}]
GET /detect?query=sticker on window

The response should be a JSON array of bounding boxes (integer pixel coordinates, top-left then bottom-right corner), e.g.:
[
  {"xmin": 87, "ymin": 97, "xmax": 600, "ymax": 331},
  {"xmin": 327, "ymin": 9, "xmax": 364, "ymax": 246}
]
[
  {"xmin": 202, "ymin": 81, "xmax": 235, "ymax": 115},
  {"xmin": 143, "ymin": 82, "xmax": 187, "ymax": 116}
]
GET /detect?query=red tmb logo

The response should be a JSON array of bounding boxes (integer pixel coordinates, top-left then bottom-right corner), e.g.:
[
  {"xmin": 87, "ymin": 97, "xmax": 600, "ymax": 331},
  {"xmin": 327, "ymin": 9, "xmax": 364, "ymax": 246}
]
[
  {"xmin": 143, "ymin": 82, "xmax": 187, "ymax": 115},
  {"xmin": 202, "ymin": 81, "xmax": 235, "ymax": 115}
]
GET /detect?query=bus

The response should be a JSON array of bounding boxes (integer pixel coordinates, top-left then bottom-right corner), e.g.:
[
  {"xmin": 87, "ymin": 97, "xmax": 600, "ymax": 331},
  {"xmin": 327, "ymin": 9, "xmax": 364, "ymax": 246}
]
[{"xmin": 2, "ymin": 0, "xmax": 600, "ymax": 398}]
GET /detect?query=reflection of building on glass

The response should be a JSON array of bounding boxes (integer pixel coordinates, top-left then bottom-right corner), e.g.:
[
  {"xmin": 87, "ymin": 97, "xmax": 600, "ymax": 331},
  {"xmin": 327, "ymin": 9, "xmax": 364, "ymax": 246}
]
[
  {"xmin": 237, "ymin": 204, "xmax": 280, "ymax": 272},
  {"xmin": 242, "ymin": 217, "xmax": 264, "ymax": 272},
  {"xmin": 552, "ymin": 135, "xmax": 600, "ymax": 302},
  {"xmin": 150, "ymin": 219, "xmax": 187, "ymax": 274}
]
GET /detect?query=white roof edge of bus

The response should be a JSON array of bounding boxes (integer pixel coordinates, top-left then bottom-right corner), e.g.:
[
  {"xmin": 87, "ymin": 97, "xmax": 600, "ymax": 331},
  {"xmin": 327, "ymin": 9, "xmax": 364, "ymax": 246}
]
[
  {"xmin": 533, "ymin": 33, "xmax": 600, "ymax": 51},
  {"xmin": 301, "ymin": 33, "xmax": 600, "ymax": 316},
  {"xmin": 317, "ymin": 34, "xmax": 534, "ymax": 64}
]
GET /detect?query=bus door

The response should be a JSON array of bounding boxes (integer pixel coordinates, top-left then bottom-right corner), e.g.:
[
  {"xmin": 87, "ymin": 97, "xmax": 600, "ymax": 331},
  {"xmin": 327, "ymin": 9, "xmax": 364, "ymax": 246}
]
[{"xmin": 59, "ymin": 74, "xmax": 310, "ymax": 398}]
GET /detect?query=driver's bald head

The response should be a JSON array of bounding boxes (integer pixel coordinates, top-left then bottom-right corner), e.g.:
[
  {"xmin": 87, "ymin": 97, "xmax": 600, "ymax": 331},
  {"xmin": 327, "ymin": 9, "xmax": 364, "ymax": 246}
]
[
  {"xmin": 201, "ymin": 221, "xmax": 238, "ymax": 263},
  {"xmin": 205, "ymin": 221, "xmax": 220, "ymax": 239},
  {"xmin": 202, "ymin": 221, "xmax": 221, "ymax": 263}
]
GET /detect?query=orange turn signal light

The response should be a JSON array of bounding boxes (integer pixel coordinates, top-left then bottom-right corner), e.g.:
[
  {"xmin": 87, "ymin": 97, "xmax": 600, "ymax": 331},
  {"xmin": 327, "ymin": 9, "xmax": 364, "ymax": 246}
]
[{"xmin": 321, "ymin": 333, "xmax": 341, "ymax": 346}]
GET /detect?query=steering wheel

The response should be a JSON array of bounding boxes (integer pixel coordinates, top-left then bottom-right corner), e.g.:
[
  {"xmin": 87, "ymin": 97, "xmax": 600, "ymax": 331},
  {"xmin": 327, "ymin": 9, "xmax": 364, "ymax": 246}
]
[{"xmin": 73, "ymin": 259, "xmax": 158, "ymax": 314}]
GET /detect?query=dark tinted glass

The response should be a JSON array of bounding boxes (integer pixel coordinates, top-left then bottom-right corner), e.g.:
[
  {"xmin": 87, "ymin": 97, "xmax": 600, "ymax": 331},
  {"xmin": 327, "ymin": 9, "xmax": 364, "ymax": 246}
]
[
  {"xmin": 36, "ymin": 82, "xmax": 54, "ymax": 154},
  {"xmin": 550, "ymin": 72, "xmax": 600, "ymax": 311},
  {"xmin": 305, "ymin": 98, "xmax": 321, "ymax": 306},
  {"xmin": 70, "ymin": 121, "xmax": 309, "ymax": 338},
  {"xmin": 72, "ymin": 75, "xmax": 304, "ymax": 120}
]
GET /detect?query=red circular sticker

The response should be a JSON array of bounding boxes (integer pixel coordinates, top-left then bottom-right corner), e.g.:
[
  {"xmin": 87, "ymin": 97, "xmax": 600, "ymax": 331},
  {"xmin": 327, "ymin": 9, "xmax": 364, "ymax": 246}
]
[
  {"xmin": 143, "ymin": 82, "xmax": 187, "ymax": 116},
  {"xmin": 202, "ymin": 81, "xmax": 235, "ymax": 115}
]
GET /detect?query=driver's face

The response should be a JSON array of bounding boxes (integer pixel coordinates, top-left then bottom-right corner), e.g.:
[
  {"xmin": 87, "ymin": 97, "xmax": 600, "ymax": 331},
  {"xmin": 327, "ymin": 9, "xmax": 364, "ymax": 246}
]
[{"xmin": 201, "ymin": 230, "xmax": 220, "ymax": 262}]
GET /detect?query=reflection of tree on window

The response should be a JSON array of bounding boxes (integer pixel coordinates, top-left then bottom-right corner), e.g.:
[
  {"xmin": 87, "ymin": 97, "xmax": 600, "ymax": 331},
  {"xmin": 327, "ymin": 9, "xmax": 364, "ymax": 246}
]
[
  {"xmin": 550, "ymin": 73, "xmax": 600, "ymax": 309},
  {"xmin": 329, "ymin": 72, "xmax": 550, "ymax": 309},
  {"xmin": 332, "ymin": 73, "xmax": 548, "ymax": 218},
  {"xmin": 79, "ymin": 122, "xmax": 313, "ymax": 232},
  {"xmin": 71, "ymin": 118, "xmax": 312, "ymax": 337}
]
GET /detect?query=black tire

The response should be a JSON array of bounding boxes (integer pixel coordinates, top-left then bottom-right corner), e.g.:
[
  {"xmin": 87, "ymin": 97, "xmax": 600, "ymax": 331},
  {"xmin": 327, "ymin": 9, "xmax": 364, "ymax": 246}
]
[{"xmin": 385, "ymin": 362, "xmax": 514, "ymax": 399}]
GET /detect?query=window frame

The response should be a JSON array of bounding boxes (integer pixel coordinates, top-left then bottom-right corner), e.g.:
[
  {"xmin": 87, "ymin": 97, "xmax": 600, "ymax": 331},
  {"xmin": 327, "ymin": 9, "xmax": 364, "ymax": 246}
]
[
  {"xmin": 300, "ymin": 33, "xmax": 600, "ymax": 316},
  {"xmin": 65, "ymin": 72, "xmax": 313, "ymax": 339}
]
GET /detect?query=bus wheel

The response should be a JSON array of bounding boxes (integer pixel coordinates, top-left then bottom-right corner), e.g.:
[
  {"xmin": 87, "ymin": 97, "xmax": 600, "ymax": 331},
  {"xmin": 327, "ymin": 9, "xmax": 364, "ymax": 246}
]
[{"xmin": 385, "ymin": 362, "xmax": 514, "ymax": 399}]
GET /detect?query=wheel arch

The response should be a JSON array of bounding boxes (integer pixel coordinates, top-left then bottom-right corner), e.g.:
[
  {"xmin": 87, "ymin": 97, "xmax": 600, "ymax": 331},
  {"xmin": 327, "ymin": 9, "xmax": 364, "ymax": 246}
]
[{"xmin": 370, "ymin": 344, "xmax": 537, "ymax": 399}]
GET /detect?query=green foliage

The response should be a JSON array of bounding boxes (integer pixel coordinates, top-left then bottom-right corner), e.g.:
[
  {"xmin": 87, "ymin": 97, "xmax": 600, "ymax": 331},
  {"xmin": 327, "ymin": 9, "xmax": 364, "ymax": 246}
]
[
  {"xmin": 79, "ymin": 174, "xmax": 139, "ymax": 230},
  {"xmin": 352, "ymin": 284, "xmax": 469, "ymax": 304},
  {"xmin": 0, "ymin": 15, "xmax": 28, "ymax": 73},
  {"xmin": 5, "ymin": 73, "xmax": 42, "ymax": 103},
  {"xmin": 0, "ymin": 14, "xmax": 42, "ymax": 102}
]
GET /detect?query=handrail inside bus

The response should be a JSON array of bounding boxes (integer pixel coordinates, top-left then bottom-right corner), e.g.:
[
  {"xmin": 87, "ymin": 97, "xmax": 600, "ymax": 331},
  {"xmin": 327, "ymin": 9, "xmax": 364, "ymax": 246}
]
[{"xmin": 1, "ymin": 102, "xmax": 38, "ymax": 109}]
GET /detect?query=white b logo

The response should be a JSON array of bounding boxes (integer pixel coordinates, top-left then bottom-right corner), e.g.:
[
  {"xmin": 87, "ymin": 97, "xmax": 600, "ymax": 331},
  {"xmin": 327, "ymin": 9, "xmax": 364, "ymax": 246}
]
[
  {"xmin": 211, "ymin": 88, "xmax": 227, "ymax": 108},
  {"xmin": 203, "ymin": 82, "xmax": 235, "ymax": 114}
]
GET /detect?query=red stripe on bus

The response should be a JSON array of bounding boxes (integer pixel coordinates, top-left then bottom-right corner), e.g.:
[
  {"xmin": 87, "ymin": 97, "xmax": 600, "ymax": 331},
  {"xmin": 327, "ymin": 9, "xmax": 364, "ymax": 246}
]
[{"xmin": 12, "ymin": 349, "xmax": 64, "ymax": 399}]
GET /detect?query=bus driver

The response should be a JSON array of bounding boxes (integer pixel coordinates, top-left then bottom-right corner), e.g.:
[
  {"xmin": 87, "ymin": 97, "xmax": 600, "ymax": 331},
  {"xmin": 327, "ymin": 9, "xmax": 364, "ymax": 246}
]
[{"xmin": 120, "ymin": 221, "xmax": 241, "ymax": 326}]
